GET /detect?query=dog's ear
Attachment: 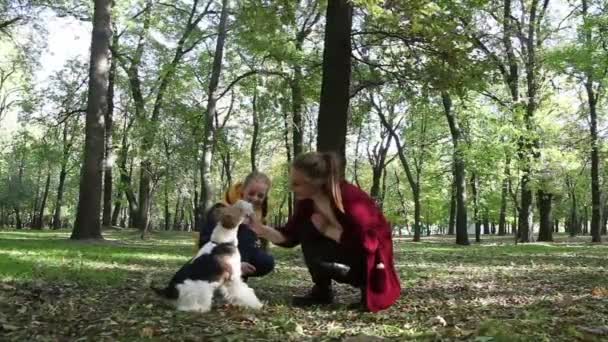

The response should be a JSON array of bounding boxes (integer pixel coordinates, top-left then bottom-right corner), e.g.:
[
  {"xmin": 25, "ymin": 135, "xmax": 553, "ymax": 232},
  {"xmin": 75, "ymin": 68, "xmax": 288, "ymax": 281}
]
[
  {"xmin": 219, "ymin": 206, "xmax": 242, "ymax": 228},
  {"xmin": 211, "ymin": 206, "xmax": 227, "ymax": 222},
  {"xmin": 208, "ymin": 203, "xmax": 228, "ymax": 223}
]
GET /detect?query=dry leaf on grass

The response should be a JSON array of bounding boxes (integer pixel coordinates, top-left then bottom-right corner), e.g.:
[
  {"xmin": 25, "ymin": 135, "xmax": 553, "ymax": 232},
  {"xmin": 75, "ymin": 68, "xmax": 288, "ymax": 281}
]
[
  {"xmin": 140, "ymin": 326, "xmax": 156, "ymax": 338},
  {"xmin": 577, "ymin": 326, "xmax": 608, "ymax": 336},
  {"xmin": 591, "ymin": 287, "xmax": 608, "ymax": 298}
]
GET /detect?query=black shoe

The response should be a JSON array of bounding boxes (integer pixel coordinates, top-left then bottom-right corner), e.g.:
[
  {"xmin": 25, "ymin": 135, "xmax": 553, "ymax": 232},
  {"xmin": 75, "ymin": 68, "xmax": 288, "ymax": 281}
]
[
  {"xmin": 292, "ymin": 284, "xmax": 334, "ymax": 307},
  {"xmin": 319, "ymin": 261, "xmax": 351, "ymax": 280},
  {"xmin": 347, "ymin": 287, "xmax": 367, "ymax": 311}
]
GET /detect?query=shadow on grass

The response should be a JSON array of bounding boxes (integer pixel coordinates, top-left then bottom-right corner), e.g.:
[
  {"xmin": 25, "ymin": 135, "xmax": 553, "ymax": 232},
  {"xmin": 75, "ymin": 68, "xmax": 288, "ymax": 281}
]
[{"xmin": 1, "ymin": 229, "xmax": 607, "ymax": 341}]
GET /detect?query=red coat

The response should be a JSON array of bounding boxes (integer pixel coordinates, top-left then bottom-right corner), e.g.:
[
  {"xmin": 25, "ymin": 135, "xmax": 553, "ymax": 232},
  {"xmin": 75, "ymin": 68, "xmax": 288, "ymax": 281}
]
[{"xmin": 278, "ymin": 182, "xmax": 401, "ymax": 312}]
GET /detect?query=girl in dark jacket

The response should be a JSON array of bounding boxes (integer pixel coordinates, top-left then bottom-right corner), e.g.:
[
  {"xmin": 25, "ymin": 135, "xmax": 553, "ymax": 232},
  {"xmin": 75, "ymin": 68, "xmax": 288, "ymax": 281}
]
[{"xmin": 199, "ymin": 172, "xmax": 275, "ymax": 280}]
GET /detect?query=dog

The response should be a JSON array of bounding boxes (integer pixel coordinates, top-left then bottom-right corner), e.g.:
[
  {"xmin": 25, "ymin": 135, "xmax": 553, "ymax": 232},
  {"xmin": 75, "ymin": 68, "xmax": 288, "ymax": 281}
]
[{"xmin": 151, "ymin": 200, "xmax": 262, "ymax": 312}]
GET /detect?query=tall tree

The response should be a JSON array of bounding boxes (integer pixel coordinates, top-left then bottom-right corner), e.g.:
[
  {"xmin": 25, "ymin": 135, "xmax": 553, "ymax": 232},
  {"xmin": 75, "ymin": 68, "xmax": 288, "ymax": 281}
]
[
  {"xmin": 581, "ymin": 0, "xmax": 605, "ymax": 243},
  {"xmin": 442, "ymin": 92, "xmax": 469, "ymax": 245},
  {"xmin": 196, "ymin": 0, "xmax": 230, "ymax": 232},
  {"xmin": 102, "ymin": 24, "xmax": 118, "ymax": 228},
  {"xmin": 71, "ymin": 0, "xmax": 112, "ymax": 240},
  {"xmin": 316, "ymin": 0, "xmax": 352, "ymax": 172}
]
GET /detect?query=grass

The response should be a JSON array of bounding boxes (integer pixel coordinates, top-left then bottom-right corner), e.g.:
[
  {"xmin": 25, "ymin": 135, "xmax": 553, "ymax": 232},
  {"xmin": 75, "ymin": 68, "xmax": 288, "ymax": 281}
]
[{"xmin": 1, "ymin": 229, "xmax": 607, "ymax": 341}]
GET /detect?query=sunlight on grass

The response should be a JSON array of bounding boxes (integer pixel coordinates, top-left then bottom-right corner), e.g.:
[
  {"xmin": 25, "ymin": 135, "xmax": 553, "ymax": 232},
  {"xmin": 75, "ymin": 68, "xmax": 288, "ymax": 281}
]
[{"xmin": 1, "ymin": 229, "xmax": 607, "ymax": 341}]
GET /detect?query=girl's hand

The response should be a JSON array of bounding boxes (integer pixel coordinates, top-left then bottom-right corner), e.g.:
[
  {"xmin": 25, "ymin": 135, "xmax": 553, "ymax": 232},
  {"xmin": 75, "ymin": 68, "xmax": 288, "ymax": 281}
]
[
  {"xmin": 241, "ymin": 262, "xmax": 256, "ymax": 275},
  {"xmin": 247, "ymin": 215, "xmax": 264, "ymax": 236}
]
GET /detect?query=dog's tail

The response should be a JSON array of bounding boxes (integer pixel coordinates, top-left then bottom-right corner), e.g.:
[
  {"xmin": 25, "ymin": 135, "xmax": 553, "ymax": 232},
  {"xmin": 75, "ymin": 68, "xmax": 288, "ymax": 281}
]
[{"xmin": 150, "ymin": 283, "xmax": 178, "ymax": 300}]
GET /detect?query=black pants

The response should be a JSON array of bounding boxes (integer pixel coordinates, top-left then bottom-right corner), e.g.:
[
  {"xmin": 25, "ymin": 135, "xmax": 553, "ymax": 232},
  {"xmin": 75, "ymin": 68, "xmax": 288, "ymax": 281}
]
[{"xmin": 299, "ymin": 221, "xmax": 366, "ymax": 289}]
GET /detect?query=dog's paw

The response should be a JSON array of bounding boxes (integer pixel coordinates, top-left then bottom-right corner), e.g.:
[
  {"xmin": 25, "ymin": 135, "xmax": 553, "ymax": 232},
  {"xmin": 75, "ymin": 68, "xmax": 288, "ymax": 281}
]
[
  {"xmin": 248, "ymin": 300, "xmax": 263, "ymax": 310},
  {"xmin": 234, "ymin": 200, "xmax": 255, "ymax": 216}
]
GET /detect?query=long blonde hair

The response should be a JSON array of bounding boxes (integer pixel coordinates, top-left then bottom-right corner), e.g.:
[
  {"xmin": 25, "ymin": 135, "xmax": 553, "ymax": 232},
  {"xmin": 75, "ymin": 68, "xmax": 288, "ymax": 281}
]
[{"xmin": 292, "ymin": 152, "xmax": 344, "ymax": 213}]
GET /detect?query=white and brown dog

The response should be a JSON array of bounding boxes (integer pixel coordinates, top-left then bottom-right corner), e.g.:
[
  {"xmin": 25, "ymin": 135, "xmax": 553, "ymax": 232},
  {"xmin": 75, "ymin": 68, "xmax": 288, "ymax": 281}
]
[{"xmin": 151, "ymin": 200, "xmax": 262, "ymax": 312}]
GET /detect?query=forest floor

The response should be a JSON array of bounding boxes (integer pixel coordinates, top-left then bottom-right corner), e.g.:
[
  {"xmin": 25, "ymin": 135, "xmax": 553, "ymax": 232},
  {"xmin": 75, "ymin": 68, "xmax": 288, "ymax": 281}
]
[{"xmin": 0, "ymin": 229, "xmax": 607, "ymax": 341}]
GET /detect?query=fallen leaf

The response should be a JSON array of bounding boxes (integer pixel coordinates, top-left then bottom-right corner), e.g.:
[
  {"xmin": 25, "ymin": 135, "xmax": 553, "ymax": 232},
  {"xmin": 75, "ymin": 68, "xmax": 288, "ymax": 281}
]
[
  {"xmin": 0, "ymin": 284, "xmax": 16, "ymax": 291},
  {"xmin": 2, "ymin": 324, "xmax": 18, "ymax": 331},
  {"xmin": 577, "ymin": 326, "xmax": 608, "ymax": 336},
  {"xmin": 343, "ymin": 335, "xmax": 386, "ymax": 342},
  {"xmin": 428, "ymin": 315, "xmax": 447, "ymax": 327},
  {"xmin": 591, "ymin": 287, "xmax": 608, "ymax": 298},
  {"xmin": 140, "ymin": 326, "xmax": 155, "ymax": 338}
]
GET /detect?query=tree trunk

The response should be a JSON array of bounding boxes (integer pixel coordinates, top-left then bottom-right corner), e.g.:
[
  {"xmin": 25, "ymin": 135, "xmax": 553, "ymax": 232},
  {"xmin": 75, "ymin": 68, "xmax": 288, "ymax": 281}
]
[
  {"xmin": 291, "ymin": 66, "xmax": 304, "ymax": 158},
  {"xmin": 377, "ymin": 105, "xmax": 421, "ymax": 242},
  {"xmin": 135, "ymin": 0, "xmax": 209, "ymax": 233},
  {"xmin": 316, "ymin": 0, "xmax": 352, "ymax": 174},
  {"xmin": 602, "ymin": 204, "xmax": 608, "ymax": 236},
  {"xmin": 14, "ymin": 207, "xmax": 22, "ymax": 229},
  {"xmin": 196, "ymin": 0, "xmax": 229, "ymax": 232},
  {"xmin": 470, "ymin": 173, "xmax": 481, "ymax": 243},
  {"xmin": 380, "ymin": 167, "xmax": 388, "ymax": 209},
  {"xmin": 483, "ymin": 211, "xmax": 490, "ymax": 235},
  {"xmin": 71, "ymin": 0, "xmax": 112, "ymax": 240},
  {"xmin": 370, "ymin": 166, "xmax": 382, "ymax": 201},
  {"xmin": 164, "ymin": 182, "xmax": 170, "ymax": 231},
  {"xmin": 52, "ymin": 170, "xmax": 66, "ymax": 230},
  {"xmin": 518, "ymin": 173, "xmax": 534, "ymax": 242},
  {"xmin": 569, "ymin": 190, "xmax": 578, "ymax": 237},
  {"xmin": 582, "ymin": 1, "xmax": 601, "ymax": 242},
  {"xmin": 498, "ymin": 157, "xmax": 509, "ymax": 235},
  {"xmin": 31, "ymin": 168, "xmax": 42, "ymax": 227},
  {"xmin": 111, "ymin": 194, "xmax": 121, "ymax": 226},
  {"xmin": 250, "ymin": 86, "xmax": 259, "ymax": 172},
  {"xmin": 537, "ymin": 189, "xmax": 553, "ymax": 241},
  {"xmin": 442, "ymin": 91, "xmax": 469, "ymax": 245},
  {"xmin": 413, "ymin": 191, "xmax": 421, "ymax": 242},
  {"xmin": 102, "ymin": 29, "xmax": 118, "ymax": 228},
  {"xmin": 173, "ymin": 195, "xmax": 181, "ymax": 230},
  {"xmin": 448, "ymin": 177, "xmax": 456, "ymax": 235},
  {"xmin": 33, "ymin": 171, "xmax": 51, "ymax": 229},
  {"xmin": 583, "ymin": 206, "xmax": 589, "ymax": 235},
  {"xmin": 281, "ymin": 93, "xmax": 294, "ymax": 218}
]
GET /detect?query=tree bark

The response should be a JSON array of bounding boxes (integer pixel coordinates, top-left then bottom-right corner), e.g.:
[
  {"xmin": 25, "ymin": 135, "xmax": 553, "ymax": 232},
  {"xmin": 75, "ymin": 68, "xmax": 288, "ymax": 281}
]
[
  {"xmin": 164, "ymin": 182, "xmax": 170, "ymax": 231},
  {"xmin": 52, "ymin": 122, "xmax": 70, "ymax": 230},
  {"xmin": 537, "ymin": 189, "xmax": 553, "ymax": 241},
  {"xmin": 583, "ymin": 0, "xmax": 601, "ymax": 242},
  {"xmin": 71, "ymin": 0, "xmax": 112, "ymax": 240},
  {"xmin": 173, "ymin": 195, "xmax": 181, "ymax": 230},
  {"xmin": 448, "ymin": 175, "xmax": 456, "ymax": 235},
  {"xmin": 196, "ymin": 0, "xmax": 230, "ymax": 232},
  {"xmin": 14, "ymin": 207, "xmax": 22, "ymax": 229},
  {"xmin": 33, "ymin": 171, "xmax": 51, "ymax": 229},
  {"xmin": 483, "ymin": 210, "xmax": 490, "ymax": 235},
  {"xmin": 316, "ymin": 0, "xmax": 352, "ymax": 174},
  {"xmin": 291, "ymin": 66, "xmax": 304, "ymax": 158},
  {"xmin": 498, "ymin": 156, "xmax": 510, "ymax": 235},
  {"xmin": 442, "ymin": 91, "xmax": 469, "ymax": 245},
  {"xmin": 569, "ymin": 188, "xmax": 578, "ymax": 237},
  {"xmin": 470, "ymin": 173, "xmax": 481, "ymax": 243},
  {"xmin": 102, "ymin": 28, "xmax": 118, "ymax": 228},
  {"xmin": 250, "ymin": 86, "xmax": 259, "ymax": 172},
  {"xmin": 602, "ymin": 203, "xmax": 608, "ymax": 235}
]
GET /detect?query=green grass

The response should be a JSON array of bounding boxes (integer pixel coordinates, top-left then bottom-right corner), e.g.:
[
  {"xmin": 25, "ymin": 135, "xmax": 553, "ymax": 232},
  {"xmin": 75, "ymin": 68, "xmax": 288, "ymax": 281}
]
[{"xmin": 1, "ymin": 229, "xmax": 607, "ymax": 341}]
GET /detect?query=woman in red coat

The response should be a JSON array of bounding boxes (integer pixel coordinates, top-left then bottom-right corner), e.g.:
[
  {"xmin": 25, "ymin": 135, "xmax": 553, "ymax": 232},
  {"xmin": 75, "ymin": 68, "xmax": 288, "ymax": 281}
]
[{"xmin": 249, "ymin": 152, "xmax": 401, "ymax": 312}]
